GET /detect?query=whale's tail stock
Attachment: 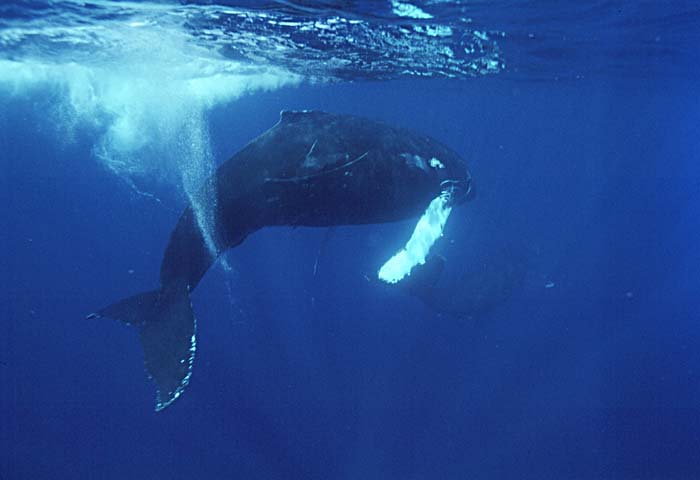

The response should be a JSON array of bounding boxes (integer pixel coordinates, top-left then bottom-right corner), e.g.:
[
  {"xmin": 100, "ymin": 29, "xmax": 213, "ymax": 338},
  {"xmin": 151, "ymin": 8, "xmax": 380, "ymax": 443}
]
[{"xmin": 87, "ymin": 286, "xmax": 196, "ymax": 411}]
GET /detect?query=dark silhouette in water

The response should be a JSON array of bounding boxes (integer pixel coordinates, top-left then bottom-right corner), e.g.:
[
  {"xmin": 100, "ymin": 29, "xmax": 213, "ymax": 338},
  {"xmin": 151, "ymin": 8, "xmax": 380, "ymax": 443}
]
[{"xmin": 403, "ymin": 246, "xmax": 527, "ymax": 320}]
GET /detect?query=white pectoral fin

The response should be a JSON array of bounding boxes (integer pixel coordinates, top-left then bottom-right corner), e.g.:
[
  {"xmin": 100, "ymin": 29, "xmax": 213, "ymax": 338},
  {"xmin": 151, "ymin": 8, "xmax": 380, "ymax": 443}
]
[{"xmin": 378, "ymin": 192, "xmax": 453, "ymax": 284}]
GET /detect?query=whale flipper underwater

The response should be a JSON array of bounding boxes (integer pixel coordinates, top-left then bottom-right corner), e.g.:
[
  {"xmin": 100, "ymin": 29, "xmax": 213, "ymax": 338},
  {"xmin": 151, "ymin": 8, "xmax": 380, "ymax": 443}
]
[{"xmin": 89, "ymin": 111, "xmax": 473, "ymax": 411}]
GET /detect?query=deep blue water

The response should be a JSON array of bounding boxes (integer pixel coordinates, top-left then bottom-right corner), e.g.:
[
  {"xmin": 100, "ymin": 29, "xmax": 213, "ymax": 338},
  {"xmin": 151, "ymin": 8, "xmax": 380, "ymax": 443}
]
[{"xmin": 2, "ymin": 1, "xmax": 700, "ymax": 479}]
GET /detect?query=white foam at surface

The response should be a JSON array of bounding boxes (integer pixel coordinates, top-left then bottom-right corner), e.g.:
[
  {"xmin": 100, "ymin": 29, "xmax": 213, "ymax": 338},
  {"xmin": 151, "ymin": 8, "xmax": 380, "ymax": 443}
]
[
  {"xmin": 0, "ymin": 52, "xmax": 299, "ymax": 182},
  {"xmin": 0, "ymin": 7, "xmax": 300, "ymax": 258},
  {"xmin": 378, "ymin": 193, "xmax": 453, "ymax": 284}
]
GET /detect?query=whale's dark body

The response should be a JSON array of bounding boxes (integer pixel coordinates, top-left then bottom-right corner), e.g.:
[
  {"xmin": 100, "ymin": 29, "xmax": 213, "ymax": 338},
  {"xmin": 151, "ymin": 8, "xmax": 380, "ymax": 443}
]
[{"xmin": 91, "ymin": 111, "xmax": 472, "ymax": 410}]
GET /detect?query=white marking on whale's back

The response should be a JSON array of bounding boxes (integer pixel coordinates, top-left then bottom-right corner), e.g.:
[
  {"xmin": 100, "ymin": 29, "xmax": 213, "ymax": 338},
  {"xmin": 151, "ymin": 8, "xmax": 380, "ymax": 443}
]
[{"xmin": 430, "ymin": 157, "xmax": 445, "ymax": 169}]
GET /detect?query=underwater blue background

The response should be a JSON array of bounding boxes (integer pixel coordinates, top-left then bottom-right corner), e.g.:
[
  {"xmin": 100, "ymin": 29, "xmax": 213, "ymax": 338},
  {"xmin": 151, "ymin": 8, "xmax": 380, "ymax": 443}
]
[{"xmin": 2, "ymin": 2, "xmax": 700, "ymax": 479}]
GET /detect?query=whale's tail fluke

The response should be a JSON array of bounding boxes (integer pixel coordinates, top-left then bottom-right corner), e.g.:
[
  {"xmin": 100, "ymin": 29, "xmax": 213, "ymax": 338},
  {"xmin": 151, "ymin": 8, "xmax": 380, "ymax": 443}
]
[{"xmin": 87, "ymin": 287, "xmax": 196, "ymax": 411}]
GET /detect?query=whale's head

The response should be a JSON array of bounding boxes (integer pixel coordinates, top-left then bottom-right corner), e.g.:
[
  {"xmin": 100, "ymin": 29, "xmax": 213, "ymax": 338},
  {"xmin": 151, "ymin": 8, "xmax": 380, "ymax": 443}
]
[
  {"xmin": 399, "ymin": 137, "xmax": 474, "ymax": 208},
  {"xmin": 378, "ymin": 141, "xmax": 473, "ymax": 285},
  {"xmin": 433, "ymin": 146, "xmax": 474, "ymax": 206}
]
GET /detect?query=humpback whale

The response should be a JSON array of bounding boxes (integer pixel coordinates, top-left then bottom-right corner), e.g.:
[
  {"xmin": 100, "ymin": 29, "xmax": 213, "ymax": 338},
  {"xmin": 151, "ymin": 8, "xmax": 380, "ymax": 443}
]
[{"xmin": 89, "ymin": 111, "xmax": 473, "ymax": 410}]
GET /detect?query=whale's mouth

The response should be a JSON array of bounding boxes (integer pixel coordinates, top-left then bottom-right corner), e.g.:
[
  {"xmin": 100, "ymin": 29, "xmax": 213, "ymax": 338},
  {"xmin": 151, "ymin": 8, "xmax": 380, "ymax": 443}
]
[
  {"xmin": 440, "ymin": 176, "xmax": 474, "ymax": 206},
  {"xmin": 378, "ymin": 190, "xmax": 455, "ymax": 284}
]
